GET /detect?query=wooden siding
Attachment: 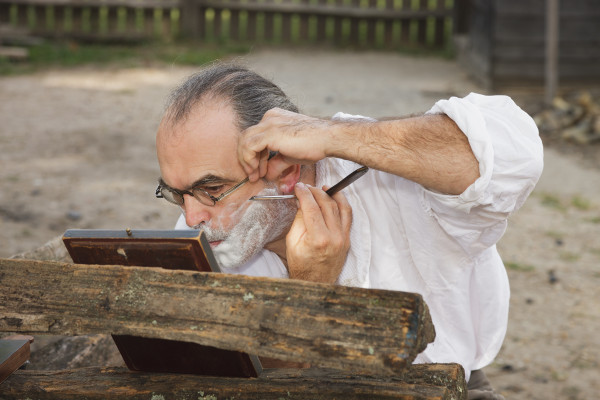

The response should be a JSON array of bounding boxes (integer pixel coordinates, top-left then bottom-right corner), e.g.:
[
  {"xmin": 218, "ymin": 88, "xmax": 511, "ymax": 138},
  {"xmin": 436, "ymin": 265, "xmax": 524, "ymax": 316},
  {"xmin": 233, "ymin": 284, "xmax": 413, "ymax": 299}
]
[{"xmin": 462, "ymin": 0, "xmax": 600, "ymax": 88}]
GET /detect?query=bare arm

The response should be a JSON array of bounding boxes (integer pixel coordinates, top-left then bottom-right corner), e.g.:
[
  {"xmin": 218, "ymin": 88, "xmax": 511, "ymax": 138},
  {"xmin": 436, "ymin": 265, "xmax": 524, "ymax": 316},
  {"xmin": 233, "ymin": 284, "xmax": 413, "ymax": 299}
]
[
  {"xmin": 327, "ymin": 113, "xmax": 479, "ymax": 195},
  {"xmin": 238, "ymin": 108, "xmax": 479, "ymax": 195}
]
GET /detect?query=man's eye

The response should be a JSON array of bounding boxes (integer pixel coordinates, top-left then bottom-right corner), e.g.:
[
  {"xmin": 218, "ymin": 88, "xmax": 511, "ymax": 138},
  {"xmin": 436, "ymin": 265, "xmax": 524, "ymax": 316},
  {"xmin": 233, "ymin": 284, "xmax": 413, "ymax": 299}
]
[{"xmin": 202, "ymin": 185, "xmax": 225, "ymax": 194}]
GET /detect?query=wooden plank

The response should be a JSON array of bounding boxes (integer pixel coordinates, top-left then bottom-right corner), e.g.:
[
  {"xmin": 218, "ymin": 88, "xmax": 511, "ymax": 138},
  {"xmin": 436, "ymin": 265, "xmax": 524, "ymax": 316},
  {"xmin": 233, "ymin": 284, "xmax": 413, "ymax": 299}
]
[
  {"xmin": 247, "ymin": 9, "xmax": 257, "ymax": 41},
  {"xmin": 281, "ymin": 9, "xmax": 291, "ymax": 43},
  {"xmin": 0, "ymin": 46, "xmax": 28, "ymax": 59},
  {"xmin": 0, "ymin": 0, "xmax": 180, "ymax": 9},
  {"xmin": 416, "ymin": 0, "xmax": 427, "ymax": 45},
  {"xmin": 71, "ymin": 5, "xmax": 83, "ymax": 34},
  {"xmin": 0, "ymin": 3, "xmax": 10, "ymax": 24},
  {"xmin": 213, "ymin": 7, "xmax": 221, "ymax": 41},
  {"xmin": 452, "ymin": 0, "xmax": 470, "ymax": 34},
  {"xmin": 194, "ymin": 0, "xmax": 451, "ymax": 19},
  {"xmin": 316, "ymin": 0, "xmax": 327, "ymax": 42},
  {"xmin": 31, "ymin": 4, "xmax": 46, "ymax": 33},
  {"xmin": 198, "ymin": 5, "xmax": 206, "ymax": 40},
  {"xmin": 400, "ymin": 0, "xmax": 410, "ymax": 44},
  {"xmin": 299, "ymin": 0, "xmax": 310, "ymax": 42},
  {"xmin": 333, "ymin": 0, "xmax": 343, "ymax": 45},
  {"xmin": 106, "ymin": 4, "xmax": 119, "ymax": 35},
  {"xmin": 366, "ymin": 0, "xmax": 377, "ymax": 46},
  {"xmin": 89, "ymin": 6, "xmax": 100, "ymax": 34},
  {"xmin": 495, "ymin": 42, "xmax": 600, "ymax": 60},
  {"xmin": 260, "ymin": 0, "xmax": 271, "ymax": 42},
  {"xmin": 54, "ymin": 4, "xmax": 66, "ymax": 36},
  {"xmin": 230, "ymin": 7, "xmax": 239, "ymax": 41},
  {"xmin": 180, "ymin": 0, "xmax": 199, "ymax": 37},
  {"xmin": 161, "ymin": 7, "xmax": 172, "ymax": 38},
  {"xmin": 383, "ymin": 0, "xmax": 394, "ymax": 48},
  {"xmin": 494, "ymin": 60, "xmax": 600, "ymax": 80},
  {"xmin": 126, "ymin": 6, "xmax": 139, "ymax": 34},
  {"xmin": 0, "ymin": 258, "xmax": 435, "ymax": 377},
  {"xmin": 143, "ymin": 6, "xmax": 154, "ymax": 37},
  {"xmin": 15, "ymin": 3, "xmax": 28, "ymax": 28},
  {"xmin": 1, "ymin": 364, "xmax": 466, "ymax": 400},
  {"xmin": 434, "ymin": 0, "xmax": 445, "ymax": 47},
  {"xmin": 349, "ymin": 0, "xmax": 359, "ymax": 45},
  {"xmin": 495, "ymin": 14, "xmax": 600, "ymax": 42}
]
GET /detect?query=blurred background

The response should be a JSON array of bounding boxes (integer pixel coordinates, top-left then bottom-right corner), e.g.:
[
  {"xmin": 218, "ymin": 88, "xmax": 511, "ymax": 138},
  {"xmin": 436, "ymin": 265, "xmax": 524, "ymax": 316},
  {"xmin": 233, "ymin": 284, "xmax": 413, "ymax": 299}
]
[{"xmin": 1, "ymin": 1, "xmax": 599, "ymax": 399}]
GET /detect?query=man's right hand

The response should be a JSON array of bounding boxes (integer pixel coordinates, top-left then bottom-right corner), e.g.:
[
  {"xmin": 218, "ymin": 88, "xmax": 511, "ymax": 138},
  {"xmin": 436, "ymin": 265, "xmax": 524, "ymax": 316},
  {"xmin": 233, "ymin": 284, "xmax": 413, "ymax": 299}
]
[
  {"xmin": 285, "ymin": 182, "xmax": 352, "ymax": 284},
  {"xmin": 238, "ymin": 108, "xmax": 336, "ymax": 182}
]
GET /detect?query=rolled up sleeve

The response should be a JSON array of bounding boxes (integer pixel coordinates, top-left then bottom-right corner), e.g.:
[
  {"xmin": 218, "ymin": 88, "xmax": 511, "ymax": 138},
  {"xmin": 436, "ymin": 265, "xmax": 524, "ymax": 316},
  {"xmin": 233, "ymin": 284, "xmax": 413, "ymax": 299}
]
[{"xmin": 422, "ymin": 93, "xmax": 544, "ymax": 256}]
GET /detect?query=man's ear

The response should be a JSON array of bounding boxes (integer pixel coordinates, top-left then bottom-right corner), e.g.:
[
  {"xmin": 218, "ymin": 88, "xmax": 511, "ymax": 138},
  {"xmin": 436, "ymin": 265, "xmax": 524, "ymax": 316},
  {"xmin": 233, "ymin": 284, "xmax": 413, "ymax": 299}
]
[{"xmin": 266, "ymin": 156, "xmax": 301, "ymax": 194}]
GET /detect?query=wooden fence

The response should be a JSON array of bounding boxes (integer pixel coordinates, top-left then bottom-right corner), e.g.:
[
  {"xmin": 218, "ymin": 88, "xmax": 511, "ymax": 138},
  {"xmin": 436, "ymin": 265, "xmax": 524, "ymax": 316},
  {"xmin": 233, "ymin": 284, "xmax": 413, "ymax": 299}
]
[{"xmin": 0, "ymin": 0, "xmax": 455, "ymax": 48}]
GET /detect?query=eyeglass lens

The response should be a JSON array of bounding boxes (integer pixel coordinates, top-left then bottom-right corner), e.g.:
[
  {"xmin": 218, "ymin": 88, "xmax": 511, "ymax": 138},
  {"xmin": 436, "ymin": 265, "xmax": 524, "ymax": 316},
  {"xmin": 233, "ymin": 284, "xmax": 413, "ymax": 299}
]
[{"xmin": 159, "ymin": 186, "xmax": 216, "ymax": 206}]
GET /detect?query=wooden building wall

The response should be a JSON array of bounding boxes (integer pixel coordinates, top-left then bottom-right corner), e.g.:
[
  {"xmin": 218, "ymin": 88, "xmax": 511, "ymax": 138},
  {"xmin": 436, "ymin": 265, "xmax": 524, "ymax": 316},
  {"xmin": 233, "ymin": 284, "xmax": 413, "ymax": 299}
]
[{"xmin": 457, "ymin": 0, "xmax": 600, "ymax": 89}]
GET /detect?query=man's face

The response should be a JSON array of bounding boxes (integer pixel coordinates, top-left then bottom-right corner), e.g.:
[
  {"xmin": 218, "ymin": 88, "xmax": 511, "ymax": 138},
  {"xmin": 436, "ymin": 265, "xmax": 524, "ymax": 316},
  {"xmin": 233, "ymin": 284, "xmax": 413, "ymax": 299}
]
[{"xmin": 156, "ymin": 100, "xmax": 297, "ymax": 268}]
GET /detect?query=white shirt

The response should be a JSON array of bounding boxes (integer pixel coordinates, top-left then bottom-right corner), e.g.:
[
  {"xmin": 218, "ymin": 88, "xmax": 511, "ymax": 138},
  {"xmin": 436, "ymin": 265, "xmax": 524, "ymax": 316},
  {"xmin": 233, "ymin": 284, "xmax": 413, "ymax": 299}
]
[{"xmin": 175, "ymin": 93, "xmax": 544, "ymax": 380}]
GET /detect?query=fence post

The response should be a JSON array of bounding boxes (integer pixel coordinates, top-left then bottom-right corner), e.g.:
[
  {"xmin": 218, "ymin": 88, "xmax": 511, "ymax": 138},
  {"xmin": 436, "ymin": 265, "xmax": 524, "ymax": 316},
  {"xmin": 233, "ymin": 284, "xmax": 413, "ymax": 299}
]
[
  {"xmin": 545, "ymin": 0, "xmax": 559, "ymax": 105},
  {"xmin": 453, "ymin": 0, "xmax": 470, "ymax": 34},
  {"xmin": 181, "ymin": 0, "xmax": 200, "ymax": 38}
]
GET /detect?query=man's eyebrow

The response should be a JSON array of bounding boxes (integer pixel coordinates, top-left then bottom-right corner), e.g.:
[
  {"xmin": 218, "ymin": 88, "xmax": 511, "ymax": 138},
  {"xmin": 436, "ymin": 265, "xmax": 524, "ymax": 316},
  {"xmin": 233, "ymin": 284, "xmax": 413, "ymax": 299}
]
[
  {"xmin": 189, "ymin": 174, "xmax": 232, "ymax": 187},
  {"xmin": 158, "ymin": 175, "xmax": 234, "ymax": 191}
]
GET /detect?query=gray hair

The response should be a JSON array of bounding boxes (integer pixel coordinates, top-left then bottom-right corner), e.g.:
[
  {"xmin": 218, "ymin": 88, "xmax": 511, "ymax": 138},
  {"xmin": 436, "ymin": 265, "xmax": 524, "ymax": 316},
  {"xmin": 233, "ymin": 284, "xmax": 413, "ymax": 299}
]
[{"xmin": 163, "ymin": 62, "xmax": 299, "ymax": 131}]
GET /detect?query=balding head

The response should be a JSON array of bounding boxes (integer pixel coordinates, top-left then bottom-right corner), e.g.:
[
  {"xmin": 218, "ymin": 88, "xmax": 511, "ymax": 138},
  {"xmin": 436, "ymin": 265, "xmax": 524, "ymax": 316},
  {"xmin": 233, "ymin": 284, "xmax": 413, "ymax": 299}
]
[{"xmin": 161, "ymin": 62, "xmax": 299, "ymax": 133}]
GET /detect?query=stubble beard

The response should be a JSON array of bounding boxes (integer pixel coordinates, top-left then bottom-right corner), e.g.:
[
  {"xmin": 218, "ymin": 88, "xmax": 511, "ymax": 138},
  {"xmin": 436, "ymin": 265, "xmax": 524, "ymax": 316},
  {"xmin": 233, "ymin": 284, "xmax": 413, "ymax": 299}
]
[{"xmin": 197, "ymin": 186, "xmax": 297, "ymax": 270}]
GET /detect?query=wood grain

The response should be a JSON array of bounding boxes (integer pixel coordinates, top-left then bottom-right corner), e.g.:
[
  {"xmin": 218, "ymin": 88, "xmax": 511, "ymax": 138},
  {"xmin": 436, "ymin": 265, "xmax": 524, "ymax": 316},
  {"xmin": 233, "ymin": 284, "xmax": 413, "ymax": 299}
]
[
  {"xmin": 1, "ymin": 364, "xmax": 466, "ymax": 400},
  {"xmin": 0, "ymin": 258, "xmax": 435, "ymax": 376}
]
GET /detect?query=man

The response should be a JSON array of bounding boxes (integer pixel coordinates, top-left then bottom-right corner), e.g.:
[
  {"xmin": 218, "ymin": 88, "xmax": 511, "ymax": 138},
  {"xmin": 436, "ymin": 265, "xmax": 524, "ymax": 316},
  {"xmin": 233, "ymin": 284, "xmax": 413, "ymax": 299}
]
[{"xmin": 156, "ymin": 62, "xmax": 543, "ymax": 399}]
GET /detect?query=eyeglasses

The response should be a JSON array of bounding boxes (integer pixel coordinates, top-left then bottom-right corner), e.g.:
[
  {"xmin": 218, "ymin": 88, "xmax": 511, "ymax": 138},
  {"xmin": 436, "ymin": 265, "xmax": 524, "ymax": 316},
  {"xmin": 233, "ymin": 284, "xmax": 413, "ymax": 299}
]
[{"xmin": 156, "ymin": 177, "xmax": 249, "ymax": 207}]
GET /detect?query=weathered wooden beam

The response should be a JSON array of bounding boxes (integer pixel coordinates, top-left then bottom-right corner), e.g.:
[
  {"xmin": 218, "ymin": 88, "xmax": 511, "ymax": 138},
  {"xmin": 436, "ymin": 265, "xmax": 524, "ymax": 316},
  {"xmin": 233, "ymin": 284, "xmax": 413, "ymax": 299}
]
[
  {"xmin": 0, "ymin": 46, "xmax": 28, "ymax": 60},
  {"xmin": 199, "ymin": 0, "xmax": 452, "ymax": 20},
  {"xmin": 0, "ymin": 0, "xmax": 180, "ymax": 9},
  {"xmin": 1, "ymin": 364, "xmax": 466, "ymax": 400},
  {"xmin": 0, "ymin": 258, "xmax": 435, "ymax": 376}
]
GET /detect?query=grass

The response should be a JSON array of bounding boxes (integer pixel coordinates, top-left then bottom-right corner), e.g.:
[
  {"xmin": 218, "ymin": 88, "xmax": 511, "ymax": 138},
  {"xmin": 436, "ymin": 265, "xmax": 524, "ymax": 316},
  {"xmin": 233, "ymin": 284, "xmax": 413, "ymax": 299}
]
[
  {"xmin": 0, "ymin": 41, "xmax": 251, "ymax": 75},
  {"xmin": 545, "ymin": 230, "xmax": 564, "ymax": 240},
  {"xmin": 571, "ymin": 195, "xmax": 592, "ymax": 211},
  {"xmin": 540, "ymin": 193, "xmax": 566, "ymax": 211},
  {"xmin": 505, "ymin": 262, "xmax": 536, "ymax": 272},
  {"xmin": 559, "ymin": 251, "xmax": 581, "ymax": 262}
]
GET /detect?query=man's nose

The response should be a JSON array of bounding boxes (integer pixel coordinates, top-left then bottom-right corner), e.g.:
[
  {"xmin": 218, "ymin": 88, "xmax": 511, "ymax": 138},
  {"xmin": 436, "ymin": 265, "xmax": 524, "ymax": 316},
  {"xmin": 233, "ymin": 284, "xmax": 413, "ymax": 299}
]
[{"xmin": 183, "ymin": 194, "xmax": 212, "ymax": 227}]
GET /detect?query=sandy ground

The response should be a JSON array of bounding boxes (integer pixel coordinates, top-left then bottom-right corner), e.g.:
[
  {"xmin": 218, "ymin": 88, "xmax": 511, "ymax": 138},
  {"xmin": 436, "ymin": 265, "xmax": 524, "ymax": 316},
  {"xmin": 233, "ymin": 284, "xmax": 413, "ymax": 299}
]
[{"xmin": 1, "ymin": 49, "xmax": 599, "ymax": 399}]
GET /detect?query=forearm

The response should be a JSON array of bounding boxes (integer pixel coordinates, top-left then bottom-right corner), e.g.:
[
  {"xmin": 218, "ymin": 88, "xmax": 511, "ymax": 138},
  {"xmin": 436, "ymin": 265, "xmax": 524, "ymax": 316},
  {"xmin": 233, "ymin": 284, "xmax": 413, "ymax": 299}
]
[{"xmin": 326, "ymin": 113, "xmax": 479, "ymax": 195}]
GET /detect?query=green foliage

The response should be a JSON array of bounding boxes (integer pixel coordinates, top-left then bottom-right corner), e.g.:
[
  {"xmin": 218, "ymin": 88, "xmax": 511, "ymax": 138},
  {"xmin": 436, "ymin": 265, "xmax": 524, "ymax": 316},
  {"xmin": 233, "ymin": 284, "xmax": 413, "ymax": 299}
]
[
  {"xmin": 545, "ymin": 230, "xmax": 564, "ymax": 239},
  {"xmin": 571, "ymin": 195, "xmax": 592, "ymax": 211},
  {"xmin": 540, "ymin": 193, "xmax": 566, "ymax": 212},
  {"xmin": 0, "ymin": 41, "xmax": 250, "ymax": 75},
  {"xmin": 505, "ymin": 262, "xmax": 536, "ymax": 272},
  {"xmin": 559, "ymin": 251, "xmax": 581, "ymax": 262}
]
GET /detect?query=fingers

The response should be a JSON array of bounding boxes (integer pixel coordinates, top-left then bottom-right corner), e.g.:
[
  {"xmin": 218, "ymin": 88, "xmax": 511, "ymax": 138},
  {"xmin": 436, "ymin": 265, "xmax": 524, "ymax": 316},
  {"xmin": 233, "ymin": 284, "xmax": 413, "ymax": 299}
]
[
  {"xmin": 287, "ymin": 182, "xmax": 352, "ymax": 283},
  {"xmin": 238, "ymin": 108, "xmax": 284, "ymax": 181},
  {"xmin": 238, "ymin": 107, "xmax": 328, "ymax": 182},
  {"xmin": 328, "ymin": 186, "xmax": 353, "ymax": 238},
  {"xmin": 294, "ymin": 182, "xmax": 352, "ymax": 239},
  {"xmin": 238, "ymin": 127, "xmax": 267, "ymax": 182},
  {"xmin": 294, "ymin": 183, "xmax": 329, "ymax": 235}
]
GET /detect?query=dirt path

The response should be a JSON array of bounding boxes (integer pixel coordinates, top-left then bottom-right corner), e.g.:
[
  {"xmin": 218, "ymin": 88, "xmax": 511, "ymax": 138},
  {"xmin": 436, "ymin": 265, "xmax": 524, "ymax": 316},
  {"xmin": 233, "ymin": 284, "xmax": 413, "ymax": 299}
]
[{"xmin": 1, "ymin": 49, "xmax": 598, "ymax": 399}]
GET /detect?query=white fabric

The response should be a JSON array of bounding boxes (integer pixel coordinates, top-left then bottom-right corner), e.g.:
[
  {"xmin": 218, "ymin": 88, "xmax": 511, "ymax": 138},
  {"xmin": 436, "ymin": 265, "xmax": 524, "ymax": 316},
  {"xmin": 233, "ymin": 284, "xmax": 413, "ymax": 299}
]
[{"xmin": 174, "ymin": 93, "xmax": 544, "ymax": 381}]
